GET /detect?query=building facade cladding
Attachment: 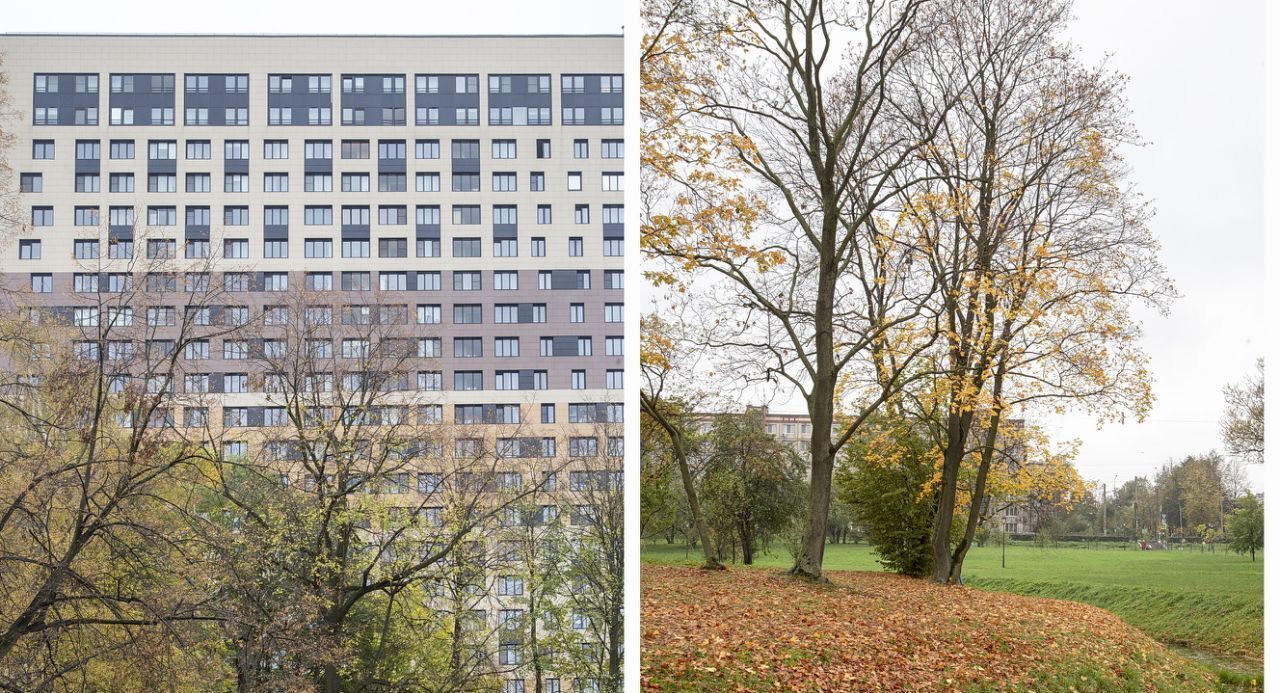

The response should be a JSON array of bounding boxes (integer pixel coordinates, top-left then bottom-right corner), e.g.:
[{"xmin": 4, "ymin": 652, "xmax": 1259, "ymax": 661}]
[{"xmin": 3, "ymin": 34, "xmax": 623, "ymax": 689}]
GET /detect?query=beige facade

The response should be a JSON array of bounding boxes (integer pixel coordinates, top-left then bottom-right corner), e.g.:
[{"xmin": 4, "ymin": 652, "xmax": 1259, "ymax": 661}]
[{"xmin": 1, "ymin": 34, "xmax": 624, "ymax": 692}]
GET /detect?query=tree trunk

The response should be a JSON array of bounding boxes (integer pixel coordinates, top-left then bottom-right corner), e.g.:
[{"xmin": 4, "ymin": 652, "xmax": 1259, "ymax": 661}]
[
  {"xmin": 793, "ymin": 381, "xmax": 834, "ymax": 580},
  {"xmin": 740, "ymin": 519, "xmax": 754, "ymax": 565},
  {"xmin": 931, "ymin": 412, "xmax": 969, "ymax": 583}
]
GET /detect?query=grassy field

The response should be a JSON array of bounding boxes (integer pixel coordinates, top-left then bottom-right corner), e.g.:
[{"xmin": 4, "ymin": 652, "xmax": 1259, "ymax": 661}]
[{"xmin": 642, "ymin": 541, "xmax": 1263, "ymax": 673}]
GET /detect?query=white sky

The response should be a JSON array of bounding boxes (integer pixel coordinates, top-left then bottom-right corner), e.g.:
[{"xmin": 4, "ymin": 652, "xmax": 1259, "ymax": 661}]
[
  {"xmin": 0, "ymin": 0, "xmax": 625, "ymax": 34},
  {"xmin": 1042, "ymin": 0, "xmax": 1264, "ymax": 492}
]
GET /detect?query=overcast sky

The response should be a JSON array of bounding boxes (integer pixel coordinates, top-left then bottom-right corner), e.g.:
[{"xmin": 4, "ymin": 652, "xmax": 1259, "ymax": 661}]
[
  {"xmin": 1, "ymin": 0, "xmax": 625, "ymax": 34},
  {"xmin": 1043, "ymin": 0, "xmax": 1264, "ymax": 492}
]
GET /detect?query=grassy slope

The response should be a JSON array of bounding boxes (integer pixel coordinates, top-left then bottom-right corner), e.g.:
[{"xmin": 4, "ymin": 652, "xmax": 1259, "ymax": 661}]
[
  {"xmin": 641, "ymin": 564, "xmax": 1223, "ymax": 691},
  {"xmin": 642, "ymin": 542, "xmax": 1263, "ymax": 664}
]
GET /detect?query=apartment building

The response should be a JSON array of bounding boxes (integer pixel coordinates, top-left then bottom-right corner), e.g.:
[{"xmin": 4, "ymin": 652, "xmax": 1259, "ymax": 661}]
[{"xmin": 0, "ymin": 34, "xmax": 624, "ymax": 692}]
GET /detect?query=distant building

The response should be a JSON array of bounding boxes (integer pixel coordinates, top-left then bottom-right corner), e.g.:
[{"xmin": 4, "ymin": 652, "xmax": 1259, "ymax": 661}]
[{"xmin": 693, "ymin": 405, "xmax": 823, "ymax": 459}]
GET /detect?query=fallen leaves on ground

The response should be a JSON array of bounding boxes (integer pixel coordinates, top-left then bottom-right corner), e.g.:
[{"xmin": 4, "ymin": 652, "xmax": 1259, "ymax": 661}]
[{"xmin": 641, "ymin": 565, "xmax": 1218, "ymax": 691}]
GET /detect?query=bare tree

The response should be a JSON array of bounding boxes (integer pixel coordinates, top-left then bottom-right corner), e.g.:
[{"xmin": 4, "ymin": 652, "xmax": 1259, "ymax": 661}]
[
  {"xmin": 188, "ymin": 285, "xmax": 565, "ymax": 692},
  {"xmin": 893, "ymin": 0, "xmax": 1171, "ymax": 582},
  {"xmin": 643, "ymin": 0, "xmax": 959, "ymax": 580},
  {"xmin": 0, "ymin": 234, "xmax": 236, "ymax": 690},
  {"xmin": 1221, "ymin": 358, "xmax": 1263, "ymax": 464}
]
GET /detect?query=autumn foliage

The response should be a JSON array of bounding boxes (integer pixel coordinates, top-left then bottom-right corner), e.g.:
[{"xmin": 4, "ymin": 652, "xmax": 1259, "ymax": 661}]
[{"xmin": 641, "ymin": 565, "xmax": 1217, "ymax": 691}]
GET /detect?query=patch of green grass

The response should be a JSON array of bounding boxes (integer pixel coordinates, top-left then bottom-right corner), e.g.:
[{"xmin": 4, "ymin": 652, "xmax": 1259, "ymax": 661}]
[{"xmin": 642, "ymin": 540, "xmax": 1263, "ymax": 673}]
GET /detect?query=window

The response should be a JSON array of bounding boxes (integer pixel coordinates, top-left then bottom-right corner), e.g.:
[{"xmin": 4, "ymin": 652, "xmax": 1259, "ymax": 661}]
[
  {"xmin": 530, "ymin": 172, "xmax": 545, "ymax": 191},
  {"xmin": 605, "ymin": 303, "xmax": 624, "ymax": 322},
  {"xmin": 305, "ymin": 174, "xmax": 332, "ymax": 192},
  {"xmin": 18, "ymin": 240, "xmax": 40, "ymax": 260},
  {"xmin": 453, "ymin": 271, "xmax": 481, "ymax": 292},
  {"xmin": 304, "ymin": 238, "xmax": 332, "ymax": 258},
  {"xmin": 20, "ymin": 173, "xmax": 42, "ymax": 193},
  {"xmin": 605, "ymin": 269, "xmax": 624, "ymax": 289},
  {"xmin": 75, "ymin": 207, "xmax": 100, "ymax": 226},
  {"xmin": 571, "ymin": 370, "xmax": 586, "ymax": 389},
  {"xmin": 32, "ymin": 140, "xmax": 54, "ymax": 159},
  {"xmin": 494, "ymin": 271, "xmax": 518, "ymax": 290},
  {"xmin": 31, "ymin": 207, "xmax": 53, "ymax": 226},
  {"xmin": 73, "ymin": 239, "xmax": 99, "ymax": 259},
  {"xmin": 601, "ymin": 75, "xmax": 624, "ymax": 93},
  {"xmin": 223, "ymin": 238, "xmax": 249, "ymax": 259},
  {"xmin": 575, "ymin": 205, "xmax": 590, "ymax": 224},
  {"xmin": 574, "ymin": 139, "xmax": 589, "ymax": 158},
  {"xmin": 306, "ymin": 272, "xmax": 333, "ymax": 290},
  {"xmin": 569, "ymin": 237, "xmax": 584, "ymax": 257},
  {"xmin": 263, "ymin": 140, "xmax": 288, "ymax": 159},
  {"xmin": 305, "ymin": 206, "xmax": 333, "ymax": 225},
  {"xmin": 342, "ymin": 206, "xmax": 371, "ymax": 227},
  {"xmin": 452, "ymin": 238, "xmax": 481, "ymax": 258},
  {"xmin": 30, "ymin": 274, "xmax": 52, "ymax": 293},
  {"xmin": 342, "ymin": 239, "xmax": 370, "ymax": 258},
  {"xmin": 378, "ymin": 206, "xmax": 407, "ymax": 226},
  {"xmin": 263, "ymin": 206, "xmax": 289, "ymax": 225},
  {"xmin": 185, "ymin": 140, "xmax": 211, "ymax": 160},
  {"xmin": 378, "ymin": 173, "xmax": 406, "ymax": 192},
  {"xmin": 451, "ymin": 173, "xmax": 480, "ymax": 192},
  {"xmin": 606, "ymin": 369, "xmax": 624, "ymax": 389},
  {"xmin": 224, "ymin": 174, "xmax": 249, "ymax": 193},
  {"xmin": 602, "ymin": 139, "xmax": 624, "ymax": 158},
  {"xmin": 378, "ymin": 237, "xmax": 408, "ymax": 257},
  {"xmin": 342, "ymin": 173, "xmax": 370, "ymax": 192},
  {"xmin": 602, "ymin": 172, "xmax": 624, "ymax": 191},
  {"xmin": 263, "ymin": 240, "xmax": 288, "ymax": 258},
  {"xmin": 601, "ymin": 106, "xmax": 624, "ymax": 124},
  {"xmin": 416, "ymin": 139, "xmax": 440, "ymax": 159},
  {"xmin": 109, "ymin": 173, "xmax": 134, "ymax": 193},
  {"xmin": 492, "ymin": 140, "xmax": 516, "ymax": 159},
  {"xmin": 495, "ymin": 338, "xmax": 520, "ymax": 357},
  {"xmin": 452, "ymin": 206, "xmax": 481, "ymax": 225},
  {"xmin": 416, "ymin": 172, "xmax": 441, "ymax": 192},
  {"xmin": 148, "ymin": 174, "xmax": 177, "ymax": 193},
  {"xmin": 492, "ymin": 173, "xmax": 516, "ymax": 192},
  {"xmin": 305, "ymin": 140, "xmax": 332, "ymax": 159},
  {"xmin": 603, "ymin": 204, "xmax": 625, "ymax": 226},
  {"xmin": 186, "ymin": 173, "xmax": 211, "ymax": 192},
  {"xmin": 605, "ymin": 336, "xmax": 624, "ymax": 356},
  {"xmin": 341, "ymin": 140, "xmax": 370, "ymax": 159},
  {"xmin": 568, "ymin": 172, "xmax": 582, "ymax": 191},
  {"xmin": 531, "ymin": 237, "xmax": 546, "ymax": 257}
]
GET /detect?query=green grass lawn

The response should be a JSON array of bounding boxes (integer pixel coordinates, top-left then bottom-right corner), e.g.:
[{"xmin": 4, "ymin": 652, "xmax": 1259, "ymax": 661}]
[{"xmin": 643, "ymin": 540, "xmax": 1263, "ymax": 675}]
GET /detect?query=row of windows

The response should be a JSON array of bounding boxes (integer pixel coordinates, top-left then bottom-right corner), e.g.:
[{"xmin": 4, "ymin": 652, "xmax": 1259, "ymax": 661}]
[
  {"xmin": 72, "ymin": 335, "xmax": 624, "ymax": 360},
  {"xmin": 85, "ymin": 365, "xmax": 623, "ymax": 393},
  {"xmin": 56, "ymin": 300, "xmax": 623, "ymax": 326},
  {"xmin": 22, "ymin": 170, "xmax": 624, "ymax": 195},
  {"xmin": 33, "ymin": 137, "xmax": 624, "ymax": 160},
  {"xmin": 38, "ymin": 73, "xmax": 621, "ymax": 96},
  {"xmin": 104, "ymin": 399, "xmax": 623, "ymax": 428},
  {"xmin": 36, "ymin": 106, "xmax": 622, "ymax": 127},
  {"xmin": 23, "ymin": 236, "xmax": 624, "ymax": 263},
  {"xmin": 32, "ymin": 268, "xmax": 619, "ymax": 293},
  {"xmin": 31, "ymin": 237, "xmax": 624, "ymax": 262},
  {"xmin": 26, "ymin": 203, "xmax": 625, "ymax": 229}
]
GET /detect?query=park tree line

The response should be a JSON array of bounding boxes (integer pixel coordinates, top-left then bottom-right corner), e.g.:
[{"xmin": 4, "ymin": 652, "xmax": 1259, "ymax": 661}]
[{"xmin": 643, "ymin": 0, "xmax": 1175, "ymax": 583}]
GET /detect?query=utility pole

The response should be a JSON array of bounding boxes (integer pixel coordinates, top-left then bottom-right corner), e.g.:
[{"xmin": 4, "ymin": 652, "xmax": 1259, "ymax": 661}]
[{"xmin": 1102, "ymin": 482, "xmax": 1107, "ymax": 535}]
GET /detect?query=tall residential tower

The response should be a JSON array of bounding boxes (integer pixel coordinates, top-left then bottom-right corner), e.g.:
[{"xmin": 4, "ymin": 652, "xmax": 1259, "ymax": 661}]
[{"xmin": 0, "ymin": 34, "xmax": 625, "ymax": 691}]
